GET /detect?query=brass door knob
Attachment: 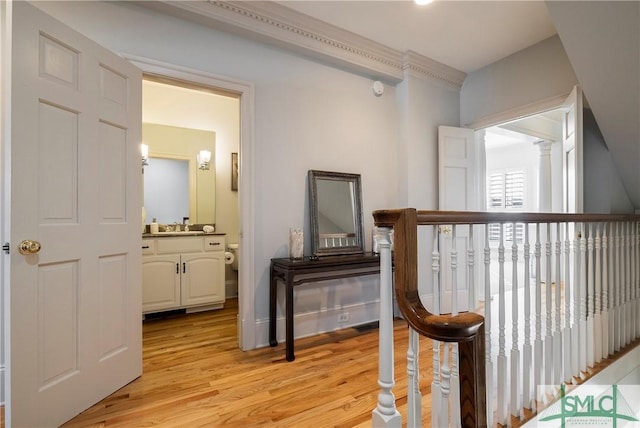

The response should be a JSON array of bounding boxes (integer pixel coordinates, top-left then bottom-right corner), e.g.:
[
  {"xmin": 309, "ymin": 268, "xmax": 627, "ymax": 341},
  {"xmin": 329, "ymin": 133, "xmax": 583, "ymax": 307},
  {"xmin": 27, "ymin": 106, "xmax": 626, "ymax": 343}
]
[{"xmin": 18, "ymin": 240, "xmax": 41, "ymax": 255}]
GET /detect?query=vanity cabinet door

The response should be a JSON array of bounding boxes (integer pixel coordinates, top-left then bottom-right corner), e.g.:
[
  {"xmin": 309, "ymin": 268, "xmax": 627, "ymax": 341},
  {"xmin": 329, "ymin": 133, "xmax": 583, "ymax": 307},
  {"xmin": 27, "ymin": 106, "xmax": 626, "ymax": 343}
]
[
  {"xmin": 181, "ymin": 253, "xmax": 225, "ymax": 306},
  {"xmin": 142, "ymin": 255, "xmax": 181, "ymax": 312}
]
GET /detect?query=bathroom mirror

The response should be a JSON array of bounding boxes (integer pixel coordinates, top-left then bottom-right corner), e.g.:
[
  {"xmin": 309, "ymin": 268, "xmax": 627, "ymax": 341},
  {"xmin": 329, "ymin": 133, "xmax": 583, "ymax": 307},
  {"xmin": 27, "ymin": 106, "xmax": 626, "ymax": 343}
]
[
  {"xmin": 308, "ymin": 170, "xmax": 364, "ymax": 257},
  {"xmin": 142, "ymin": 123, "xmax": 216, "ymax": 225}
]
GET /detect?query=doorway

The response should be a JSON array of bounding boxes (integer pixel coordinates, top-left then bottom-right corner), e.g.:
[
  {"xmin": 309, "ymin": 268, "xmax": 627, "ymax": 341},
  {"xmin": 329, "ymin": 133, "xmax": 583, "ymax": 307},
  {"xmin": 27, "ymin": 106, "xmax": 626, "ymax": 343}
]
[
  {"xmin": 484, "ymin": 108, "xmax": 564, "ymax": 214},
  {"xmin": 482, "ymin": 108, "xmax": 563, "ymax": 296},
  {"xmin": 141, "ymin": 75, "xmax": 241, "ymax": 342},
  {"xmin": 127, "ymin": 56, "xmax": 256, "ymax": 351}
]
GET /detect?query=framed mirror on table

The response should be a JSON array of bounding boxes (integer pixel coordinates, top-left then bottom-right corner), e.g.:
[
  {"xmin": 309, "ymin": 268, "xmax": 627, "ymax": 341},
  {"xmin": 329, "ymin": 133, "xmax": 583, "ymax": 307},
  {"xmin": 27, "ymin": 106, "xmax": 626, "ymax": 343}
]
[{"xmin": 307, "ymin": 169, "xmax": 365, "ymax": 257}]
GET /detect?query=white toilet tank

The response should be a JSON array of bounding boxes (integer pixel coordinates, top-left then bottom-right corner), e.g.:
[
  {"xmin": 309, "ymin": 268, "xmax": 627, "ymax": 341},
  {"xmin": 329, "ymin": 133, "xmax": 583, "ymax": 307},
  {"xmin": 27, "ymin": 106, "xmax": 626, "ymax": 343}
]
[{"xmin": 227, "ymin": 243, "xmax": 239, "ymax": 271}]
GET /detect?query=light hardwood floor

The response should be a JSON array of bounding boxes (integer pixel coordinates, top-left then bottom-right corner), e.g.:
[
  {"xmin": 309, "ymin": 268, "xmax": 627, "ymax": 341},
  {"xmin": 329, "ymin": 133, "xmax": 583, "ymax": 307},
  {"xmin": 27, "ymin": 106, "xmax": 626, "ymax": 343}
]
[
  {"xmin": 69, "ymin": 297, "xmax": 636, "ymax": 428},
  {"xmin": 1, "ymin": 297, "xmax": 636, "ymax": 427},
  {"xmin": 53, "ymin": 299, "xmax": 427, "ymax": 427}
]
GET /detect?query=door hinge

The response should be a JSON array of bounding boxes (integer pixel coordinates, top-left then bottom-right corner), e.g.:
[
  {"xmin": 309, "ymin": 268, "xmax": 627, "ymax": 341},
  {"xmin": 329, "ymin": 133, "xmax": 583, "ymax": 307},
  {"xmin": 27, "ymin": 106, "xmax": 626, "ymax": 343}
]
[{"xmin": 3, "ymin": 242, "xmax": 10, "ymax": 254}]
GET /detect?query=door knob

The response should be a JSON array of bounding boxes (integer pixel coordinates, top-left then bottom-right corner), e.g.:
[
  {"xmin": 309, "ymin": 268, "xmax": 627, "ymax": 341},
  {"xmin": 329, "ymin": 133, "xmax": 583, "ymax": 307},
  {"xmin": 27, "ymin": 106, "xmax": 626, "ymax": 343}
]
[{"xmin": 18, "ymin": 240, "xmax": 41, "ymax": 255}]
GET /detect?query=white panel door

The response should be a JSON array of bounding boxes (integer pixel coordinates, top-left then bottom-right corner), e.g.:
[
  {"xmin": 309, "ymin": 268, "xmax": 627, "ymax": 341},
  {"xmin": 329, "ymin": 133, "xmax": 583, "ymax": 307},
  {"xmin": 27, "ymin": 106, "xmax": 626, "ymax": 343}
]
[
  {"xmin": 562, "ymin": 85, "xmax": 583, "ymax": 213},
  {"xmin": 438, "ymin": 126, "xmax": 481, "ymax": 313},
  {"xmin": 7, "ymin": 2, "xmax": 142, "ymax": 426}
]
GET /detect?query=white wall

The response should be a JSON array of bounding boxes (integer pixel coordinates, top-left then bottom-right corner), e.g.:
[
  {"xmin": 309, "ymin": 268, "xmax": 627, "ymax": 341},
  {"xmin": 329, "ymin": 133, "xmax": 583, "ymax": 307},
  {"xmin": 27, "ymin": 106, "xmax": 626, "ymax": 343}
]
[
  {"xmin": 396, "ymin": 75, "xmax": 461, "ymax": 304},
  {"xmin": 461, "ymin": 36, "xmax": 578, "ymax": 127}
]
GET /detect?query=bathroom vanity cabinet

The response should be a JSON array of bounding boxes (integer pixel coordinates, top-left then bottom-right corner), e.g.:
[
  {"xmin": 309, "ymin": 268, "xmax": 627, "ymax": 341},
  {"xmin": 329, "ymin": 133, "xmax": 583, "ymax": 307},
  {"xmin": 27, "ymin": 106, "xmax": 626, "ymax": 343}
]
[{"xmin": 141, "ymin": 234, "xmax": 226, "ymax": 314}]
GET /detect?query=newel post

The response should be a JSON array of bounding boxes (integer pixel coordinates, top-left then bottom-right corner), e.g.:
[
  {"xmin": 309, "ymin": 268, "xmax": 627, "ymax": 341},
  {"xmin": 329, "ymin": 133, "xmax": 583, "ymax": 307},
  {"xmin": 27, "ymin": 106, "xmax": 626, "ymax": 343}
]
[{"xmin": 372, "ymin": 226, "xmax": 402, "ymax": 427}]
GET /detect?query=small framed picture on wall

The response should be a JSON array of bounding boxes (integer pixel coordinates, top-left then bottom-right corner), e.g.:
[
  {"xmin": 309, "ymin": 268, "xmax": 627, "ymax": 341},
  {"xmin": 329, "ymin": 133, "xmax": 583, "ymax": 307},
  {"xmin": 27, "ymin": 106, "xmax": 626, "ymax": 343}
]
[{"xmin": 231, "ymin": 152, "xmax": 238, "ymax": 191}]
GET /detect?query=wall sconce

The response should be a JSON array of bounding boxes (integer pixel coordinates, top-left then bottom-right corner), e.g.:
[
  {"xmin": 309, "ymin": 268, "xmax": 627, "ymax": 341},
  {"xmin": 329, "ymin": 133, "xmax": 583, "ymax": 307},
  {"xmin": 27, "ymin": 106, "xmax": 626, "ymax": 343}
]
[
  {"xmin": 197, "ymin": 150, "xmax": 212, "ymax": 170},
  {"xmin": 141, "ymin": 144, "xmax": 149, "ymax": 167}
]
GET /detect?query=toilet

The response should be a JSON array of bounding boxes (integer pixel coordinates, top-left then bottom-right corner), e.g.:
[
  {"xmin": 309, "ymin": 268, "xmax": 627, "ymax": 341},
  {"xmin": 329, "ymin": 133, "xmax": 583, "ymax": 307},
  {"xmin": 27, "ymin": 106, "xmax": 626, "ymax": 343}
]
[{"xmin": 227, "ymin": 243, "xmax": 239, "ymax": 271}]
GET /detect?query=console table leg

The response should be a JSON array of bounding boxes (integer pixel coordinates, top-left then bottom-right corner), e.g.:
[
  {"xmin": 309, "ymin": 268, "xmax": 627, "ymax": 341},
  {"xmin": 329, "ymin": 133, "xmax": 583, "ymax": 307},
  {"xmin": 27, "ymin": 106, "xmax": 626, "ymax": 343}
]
[
  {"xmin": 286, "ymin": 280, "xmax": 295, "ymax": 361},
  {"xmin": 269, "ymin": 273, "xmax": 278, "ymax": 347}
]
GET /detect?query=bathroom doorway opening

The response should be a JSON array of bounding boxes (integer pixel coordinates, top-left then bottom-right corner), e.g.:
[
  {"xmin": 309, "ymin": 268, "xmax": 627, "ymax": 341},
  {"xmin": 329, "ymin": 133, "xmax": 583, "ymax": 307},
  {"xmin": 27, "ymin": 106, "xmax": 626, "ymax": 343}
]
[{"xmin": 141, "ymin": 72, "xmax": 242, "ymax": 346}]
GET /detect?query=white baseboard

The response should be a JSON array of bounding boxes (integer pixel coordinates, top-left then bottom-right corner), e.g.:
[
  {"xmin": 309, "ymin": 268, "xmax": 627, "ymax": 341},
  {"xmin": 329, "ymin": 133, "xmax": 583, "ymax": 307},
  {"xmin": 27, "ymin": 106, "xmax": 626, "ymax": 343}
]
[{"xmin": 255, "ymin": 300, "xmax": 381, "ymax": 349}]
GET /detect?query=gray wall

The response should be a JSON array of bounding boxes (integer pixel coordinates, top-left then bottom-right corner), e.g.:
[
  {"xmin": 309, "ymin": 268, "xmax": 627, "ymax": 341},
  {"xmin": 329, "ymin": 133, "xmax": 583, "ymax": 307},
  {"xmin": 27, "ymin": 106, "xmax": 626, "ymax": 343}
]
[
  {"xmin": 583, "ymin": 109, "xmax": 635, "ymax": 213},
  {"xmin": 461, "ymin": 34, "xmax": 634, "ymax": 213},
  {"xmin": 461, "ymin": 35, "xmax": 577, "ymax": 127}
]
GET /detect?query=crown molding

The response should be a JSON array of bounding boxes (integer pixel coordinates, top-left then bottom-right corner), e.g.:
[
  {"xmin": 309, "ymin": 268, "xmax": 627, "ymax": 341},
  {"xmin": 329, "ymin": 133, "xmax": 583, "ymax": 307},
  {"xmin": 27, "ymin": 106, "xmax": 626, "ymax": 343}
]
[
  {"xmin": 403, "ymin": 50, "xmax": 467, "ymax": 90},
  {"xmin": 138, "ymin": 1, "xmax": 466, "ymax": 89}
]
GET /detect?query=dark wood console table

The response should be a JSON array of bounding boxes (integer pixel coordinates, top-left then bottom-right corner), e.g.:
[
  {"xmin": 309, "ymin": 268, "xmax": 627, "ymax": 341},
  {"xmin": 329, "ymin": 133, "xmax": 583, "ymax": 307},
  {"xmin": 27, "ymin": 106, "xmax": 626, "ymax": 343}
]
[{"xmin": 269, "ymin": 253, "xmax": 381, "ymax": 361}]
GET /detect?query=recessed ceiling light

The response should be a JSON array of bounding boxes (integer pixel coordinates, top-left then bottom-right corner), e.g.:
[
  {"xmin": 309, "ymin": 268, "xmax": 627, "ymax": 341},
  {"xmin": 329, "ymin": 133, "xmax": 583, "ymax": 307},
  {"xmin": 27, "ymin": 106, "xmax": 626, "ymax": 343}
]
[{"xmin": 415, "ymin": 0, "xmax": 434, "ymax": 5}]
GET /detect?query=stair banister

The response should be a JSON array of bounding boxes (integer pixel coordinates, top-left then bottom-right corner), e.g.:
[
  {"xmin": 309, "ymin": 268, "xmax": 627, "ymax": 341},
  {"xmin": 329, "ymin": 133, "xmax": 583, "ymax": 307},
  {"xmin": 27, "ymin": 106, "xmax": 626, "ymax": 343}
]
[{"xmin": 373, "ymin": 208, "xmax": 487, "ymax": 427}]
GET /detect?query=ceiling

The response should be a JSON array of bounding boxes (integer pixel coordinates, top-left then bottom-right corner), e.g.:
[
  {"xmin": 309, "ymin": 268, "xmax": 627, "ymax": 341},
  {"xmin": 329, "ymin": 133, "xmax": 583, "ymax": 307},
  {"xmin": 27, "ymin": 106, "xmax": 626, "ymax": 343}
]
[{"xmin": 278, "ymin": 0, "xmax": 557, "ymax": 73}]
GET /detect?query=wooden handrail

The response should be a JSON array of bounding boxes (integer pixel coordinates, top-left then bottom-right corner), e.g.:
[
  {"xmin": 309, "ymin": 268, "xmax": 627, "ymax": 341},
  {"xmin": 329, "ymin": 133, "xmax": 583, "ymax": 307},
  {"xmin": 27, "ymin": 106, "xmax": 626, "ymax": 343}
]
[
  {"xmin": 373, "ymin": 208, "xmax": 487, "ymax": 427},
  {"xmin": 374, "ymin": 209, "xmax": 639, "ymax": 226}
]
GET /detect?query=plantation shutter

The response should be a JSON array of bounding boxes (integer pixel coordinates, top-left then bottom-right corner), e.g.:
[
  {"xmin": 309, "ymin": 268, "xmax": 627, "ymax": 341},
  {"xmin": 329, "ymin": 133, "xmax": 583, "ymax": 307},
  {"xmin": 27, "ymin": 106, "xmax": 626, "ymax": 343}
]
[{"xmin": 487, "ymin": 170, "xmax": 525, "ymax": 242}]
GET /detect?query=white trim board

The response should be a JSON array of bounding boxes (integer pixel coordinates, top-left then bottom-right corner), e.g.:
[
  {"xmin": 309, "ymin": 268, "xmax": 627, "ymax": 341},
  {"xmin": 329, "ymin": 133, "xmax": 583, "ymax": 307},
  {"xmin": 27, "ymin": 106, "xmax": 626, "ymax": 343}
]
[{"xmin": 125, "ymin": 55, "xmax": 257, "ymax": 351}]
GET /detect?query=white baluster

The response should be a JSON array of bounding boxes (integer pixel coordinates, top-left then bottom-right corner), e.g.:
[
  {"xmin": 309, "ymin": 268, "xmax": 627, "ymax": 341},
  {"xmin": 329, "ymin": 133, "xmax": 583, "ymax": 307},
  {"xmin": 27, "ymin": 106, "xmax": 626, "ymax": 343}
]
[
  {"xmin": 609, "ymin": 222, "xmax": 617, "ymax": 355},
  {"xmin": 637, "ymin": 221, "xmax": 640, "ymax": 339},
  {"xmin": 523, "ymin": 224, "xmax": 533, "ymax": 408},
  {"xmin": 636, "ymin": 222, "xmax": 640, "ymax": 339},
  {"xmin": 497, "ymin": 223, "xmax": 508, "ymax": 424},
  {"xmin": 468, "ymin": 225, "xmax": 475, "ymax": 312},
  {"xmin": 594, "ymin": 223, "xmax": 603, "ymax": 364},
  {"xmin": 511, "ymin": 222, "xmax": 521, "ymax": 418},
  {"xmin": 545, "ymin": 224, "xmax": 553, "ymax": 386},
  {"xmin": 587, "ymin": 223, "xmax": 595, "ymax": 368},
  {"xmin": 484, "ymin": 225, "xmax": 494, "ymax": 428},
  {"xmin": 571, "ymin": 223, "xmax": 581, "ymax": 381},
  {"xmin": 534, "ymin": 223, "xmax": 544, "ymax": 403},
  {"xmin": 579, "ymin": 224, "xmax": 588, "ymax": 376},
  {"xmin": 407, "ymin": 328, "xmax": 421, "ymax": 428},
  {"xmin": 554, "ymin": 223, "xmax": 562, "ymax": 384},
  {"xmin": 563, "ymin": 222, "xmax": 573, "ymax": 384},
  {"xmin": 372, "ymin": 227, "xmax": 401, "ymax": 427},
  {"xmin": 626, "ymin": 222, "xmax": 632, "ymax": 345},
  {"xmin": 631, "ymin": 222, "xmax": 640, "ymax": 340},
  {"xmin": 450, "ymin": 225, "xmax": 461, "ymax": 428},
  {"xmin": 602, "ymin": 223, "xmax": 610, "ymax": 359},
  {"xmin": 632, "ymin": 221, "xmax": 637, "ymax": 341},
  {"xmin": 619, "ymin": 223, "xmax": 627, "ymax": 348},
  {"xmin": 431, "ymin": 227, "xmax": 441, "ymax": 428},
  {"xmin": 614, "ymin": 222, "xmax": 621, "ymax": 352},
  {"xmin": 619, "ymin": 221, "xmax": 625, "ymax": 348}
]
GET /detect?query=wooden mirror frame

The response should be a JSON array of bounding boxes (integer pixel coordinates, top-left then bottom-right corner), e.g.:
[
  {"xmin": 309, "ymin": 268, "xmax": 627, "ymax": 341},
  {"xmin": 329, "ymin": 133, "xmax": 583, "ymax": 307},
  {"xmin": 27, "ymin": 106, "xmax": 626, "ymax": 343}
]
[{"xmin": 308, "ymin": 170, "xmax": 365, "ymax": 257}]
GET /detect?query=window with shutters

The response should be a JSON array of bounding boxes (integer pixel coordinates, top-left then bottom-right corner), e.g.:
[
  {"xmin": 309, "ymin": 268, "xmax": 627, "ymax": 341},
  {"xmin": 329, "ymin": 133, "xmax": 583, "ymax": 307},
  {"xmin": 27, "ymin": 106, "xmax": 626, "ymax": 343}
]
[{"xmin": 487, "ymin": 170, "xmax": 526, "ymax": 242}]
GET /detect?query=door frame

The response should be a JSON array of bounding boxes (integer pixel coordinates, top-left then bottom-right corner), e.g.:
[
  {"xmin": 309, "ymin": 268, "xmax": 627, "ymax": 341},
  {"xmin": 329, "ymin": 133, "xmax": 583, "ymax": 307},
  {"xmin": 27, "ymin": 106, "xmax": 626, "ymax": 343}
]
[
  {"xmin": 466, "ymin": 90, "xmax": 576, "ymax": 213},
  {"xmin": 125, "ymin": 55, "xmax": 256, "ymax": 351}
]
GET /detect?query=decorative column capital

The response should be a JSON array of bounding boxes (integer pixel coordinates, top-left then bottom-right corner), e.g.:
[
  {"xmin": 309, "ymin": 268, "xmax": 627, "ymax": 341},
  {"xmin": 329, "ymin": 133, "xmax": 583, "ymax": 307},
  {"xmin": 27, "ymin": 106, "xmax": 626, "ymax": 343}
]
[{"xmin": 533, "ymin": 140, "xmax": 553, "ymax": 154}]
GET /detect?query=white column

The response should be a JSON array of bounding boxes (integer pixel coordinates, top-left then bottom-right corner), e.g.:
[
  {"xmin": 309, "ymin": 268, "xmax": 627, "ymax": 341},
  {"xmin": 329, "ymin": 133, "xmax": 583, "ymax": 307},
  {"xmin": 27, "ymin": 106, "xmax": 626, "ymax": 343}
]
[{"xmin": 534, "ymin": 140, "xmax": 553, "ymax": 213}]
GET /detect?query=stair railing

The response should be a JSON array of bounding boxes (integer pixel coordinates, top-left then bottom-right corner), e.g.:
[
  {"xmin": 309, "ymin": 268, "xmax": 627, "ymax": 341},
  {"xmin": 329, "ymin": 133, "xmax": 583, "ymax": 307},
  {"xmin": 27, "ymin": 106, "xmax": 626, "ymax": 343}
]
[{"xmin": 372, "ymin": 208, "xmax": 640, "ymax": 427}]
